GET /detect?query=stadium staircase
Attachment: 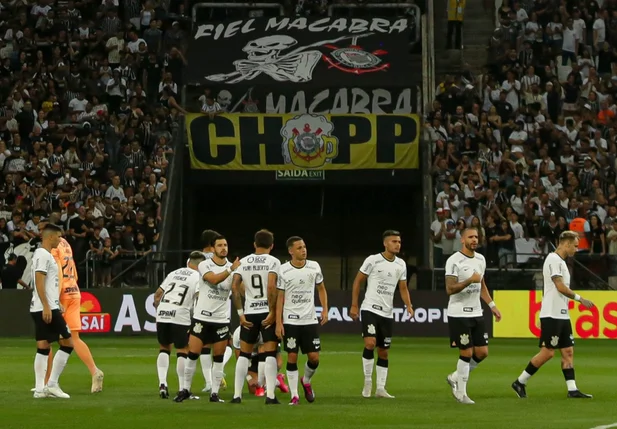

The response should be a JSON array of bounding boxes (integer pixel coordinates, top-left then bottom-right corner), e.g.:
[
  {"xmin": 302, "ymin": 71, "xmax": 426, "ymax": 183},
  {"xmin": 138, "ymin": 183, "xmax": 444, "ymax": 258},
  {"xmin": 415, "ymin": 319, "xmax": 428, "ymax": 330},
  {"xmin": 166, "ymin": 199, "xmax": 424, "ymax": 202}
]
[
  {"xmin": 460, "ymin": 1, "xmax": 494, "ymax": 75},
  {"xmin": 434, "ymin": 1, "xmax": 494, "ymax": 78}
]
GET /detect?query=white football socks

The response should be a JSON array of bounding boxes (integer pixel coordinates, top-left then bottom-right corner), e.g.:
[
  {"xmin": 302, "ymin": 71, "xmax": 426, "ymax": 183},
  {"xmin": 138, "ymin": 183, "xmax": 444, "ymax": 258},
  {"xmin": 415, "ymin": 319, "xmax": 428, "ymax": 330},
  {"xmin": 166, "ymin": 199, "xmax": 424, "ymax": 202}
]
[
  {"xmin": 157, "ymin": 352, "xmax": 169, "ymax": 386},
  {"xmin": 265, "ymin": 356, "xmax": 278, "ymax": 399},
  {"xmin": 233, "ymin": 356, "xmax": 250, "ymax": 399},
  {"xmin": 456, "ymin": 359, "xmax": 470, "ymax": 396},
  {"xmin": 34, "ymin": 352, "xmax": 48, "ymax": 390},
  {"xmin": 48, "ymin": 349, "xmax": 71, "ymax": 387}
]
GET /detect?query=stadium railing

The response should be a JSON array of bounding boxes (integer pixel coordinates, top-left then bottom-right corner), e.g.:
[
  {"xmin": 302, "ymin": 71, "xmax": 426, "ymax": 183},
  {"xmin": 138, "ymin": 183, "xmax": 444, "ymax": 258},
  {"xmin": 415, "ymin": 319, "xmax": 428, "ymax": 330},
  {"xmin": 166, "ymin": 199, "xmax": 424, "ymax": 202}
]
[{"xmin": 432, "ymin": 253, "xmax": 614, "ymax": 292}]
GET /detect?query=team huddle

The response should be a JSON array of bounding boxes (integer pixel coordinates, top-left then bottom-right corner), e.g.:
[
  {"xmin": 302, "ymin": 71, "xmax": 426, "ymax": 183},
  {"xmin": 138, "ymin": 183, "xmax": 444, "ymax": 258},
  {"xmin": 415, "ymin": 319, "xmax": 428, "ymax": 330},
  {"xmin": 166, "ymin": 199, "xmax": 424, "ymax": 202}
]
[
  {"xmin": 28, "ymin": 224, "xmax": 594, "ymax": 404},
  {"xmin": 154, "ymin": 229, "xmax": 329, "ymax": 404}
]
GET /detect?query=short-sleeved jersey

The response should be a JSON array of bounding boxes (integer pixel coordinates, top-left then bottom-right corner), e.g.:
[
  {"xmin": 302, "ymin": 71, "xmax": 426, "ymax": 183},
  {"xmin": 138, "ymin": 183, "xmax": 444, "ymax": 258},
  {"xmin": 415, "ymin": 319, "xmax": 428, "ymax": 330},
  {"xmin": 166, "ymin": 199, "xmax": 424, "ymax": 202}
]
[
  {"xmin": 194, "ymin": 258, "xmax": 233, "ymax": 323},
  {"xmin": 359, "ymin": 253, "xmax": 407, "ymax": 319},
  {"xmin": 232, "ymin": 326, "xmax": 261, "ymax": 354},
  {"xmin": 53, "ymin": 238, "xmax": 80, "ymax": 301},
  {"xmin": 234, "ymin": 253, "xmax": 281, "ymax": 315},
  {"xmin": 156, "ymin": 267, "xmax": 201, "ymax": 326},
  {"xmin": 278, "ymin": 260, "xmax": 323, "ymax": 326},
  {"xmin": 540, "ymin": 252, "xmax": 571, "ymax": 320},
  {"xmin": 186, "ymin": 251, "xmax": 213, "ymax": 267},
  {"xmin": 30, "ymin": 248, "xmax": 61, "ymax": 312},
  {"xmin": 445, "ymin": 251, "xmax": 486, "ymax": 318}
]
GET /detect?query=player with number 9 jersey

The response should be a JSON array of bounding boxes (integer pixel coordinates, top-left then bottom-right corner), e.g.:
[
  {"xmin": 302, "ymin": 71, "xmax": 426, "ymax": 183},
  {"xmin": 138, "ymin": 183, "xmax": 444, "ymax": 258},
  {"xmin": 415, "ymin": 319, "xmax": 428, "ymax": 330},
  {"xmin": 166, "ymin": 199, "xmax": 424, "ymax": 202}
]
[{"xmin": 235, "ymin": 254, "xmax": 280, "ymax": 317}]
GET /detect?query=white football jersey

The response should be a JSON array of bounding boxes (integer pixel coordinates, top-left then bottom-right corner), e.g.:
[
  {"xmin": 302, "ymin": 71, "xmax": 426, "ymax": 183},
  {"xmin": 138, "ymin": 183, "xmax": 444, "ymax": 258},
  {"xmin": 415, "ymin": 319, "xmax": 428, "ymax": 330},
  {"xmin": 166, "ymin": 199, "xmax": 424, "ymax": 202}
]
[
  {"xmin": 278, "ymin": 260, "xmax": 323, "ymax": 326},
  {"xmin": 156, "ymin": 267, "xmax": 201, "ymax": 326},
  {"xmin": 445, "ymin": 251, "xmax": 486, "ymax": 318},
  {"xmin": 186, "ymin": 251, "xmax": 213, "ymax": 266},
  {"xmin": 30, "ymin": 248, "xmax": 60, "ymax": 312},
  {"xmin": 234, "ymin": 253, "xmax": 281, "ymax": 315},
  {"xmin": 359, "ymin": 253, "xmax": 407, "ymax": 319},
  {"xmin": 232, "ymin": 326, "xmax": 261, "ymax": 355},
  {"xmin": 194, "ymin": 258, "xmax": 233, "ymax": 323},
  {"xmin": 540, "ymin": 252, "xmax": 571, "ymax": 320}
]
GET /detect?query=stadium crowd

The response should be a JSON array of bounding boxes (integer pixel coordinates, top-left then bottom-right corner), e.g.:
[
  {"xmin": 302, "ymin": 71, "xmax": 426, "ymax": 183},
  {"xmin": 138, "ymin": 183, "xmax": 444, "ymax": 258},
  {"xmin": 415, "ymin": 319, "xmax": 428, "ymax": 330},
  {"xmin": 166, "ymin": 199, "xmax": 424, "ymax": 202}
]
[
  {"xmin": 427, "ymin": 0, "xmax": 617, "ymax": 283},
  {"xmin": 0, "ymin": 0, "xmax": 188, "ymax": 290}
]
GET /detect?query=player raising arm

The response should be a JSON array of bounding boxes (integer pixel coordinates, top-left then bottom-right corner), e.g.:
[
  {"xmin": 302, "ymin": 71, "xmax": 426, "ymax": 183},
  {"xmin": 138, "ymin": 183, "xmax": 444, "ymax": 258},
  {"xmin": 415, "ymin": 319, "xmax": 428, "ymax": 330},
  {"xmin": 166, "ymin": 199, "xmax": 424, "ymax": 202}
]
[
  {"xmin": 186, "ymin": 228, "xmax": 224, "ymax": 394},
  {"xmin": 231, "ymin": 229, "xmax": 281, "ymax": 404},
  {"xmin": 350, "ymin": 230, "xmax": 413, "ymax": 399},
  {"xmin": 276, "ymin": 236, "xmax": 328, "ymax": 405},
  {"xmin": 512, "ymin": 230, "xmax": 594, "ymax": 399},
  {"xmin": 154, "ymin": 251, "xmax": 205, "ymax": 399},
  {"xmin": 444, "ymin": 227, "xmax": 501, "ymax": 405},
  {"xmin": 175, "ymin": 236, "xmax": 240, "ymax": 403},
  {"xmin": 30, "ymin": 224, "xmax": 73, "ymax": 399}
]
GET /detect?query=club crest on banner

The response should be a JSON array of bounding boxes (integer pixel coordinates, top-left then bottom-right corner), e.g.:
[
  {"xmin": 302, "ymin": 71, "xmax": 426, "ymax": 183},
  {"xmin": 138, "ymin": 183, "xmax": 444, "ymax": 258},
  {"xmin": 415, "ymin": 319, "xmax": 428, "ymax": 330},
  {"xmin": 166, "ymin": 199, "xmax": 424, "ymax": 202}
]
[
  {"xmin": 323, "ymin": 36, "xmax": 390, "ymax": 75},
  {"xmin": 280, "ymin": 114, "xmax": 339, "ymax": 168}
]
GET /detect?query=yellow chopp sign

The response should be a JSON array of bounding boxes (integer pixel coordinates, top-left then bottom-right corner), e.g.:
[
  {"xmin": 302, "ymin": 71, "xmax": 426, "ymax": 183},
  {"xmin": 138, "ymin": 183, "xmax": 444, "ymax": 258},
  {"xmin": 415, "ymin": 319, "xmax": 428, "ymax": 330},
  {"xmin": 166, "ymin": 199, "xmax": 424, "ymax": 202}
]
[
  {"xmin": 493, "ymin": 290, "xmax": 617, "ymax": 339},
  {"xmin": 186, "ymin": 113, "xmax": 419, "ymax": 170}
]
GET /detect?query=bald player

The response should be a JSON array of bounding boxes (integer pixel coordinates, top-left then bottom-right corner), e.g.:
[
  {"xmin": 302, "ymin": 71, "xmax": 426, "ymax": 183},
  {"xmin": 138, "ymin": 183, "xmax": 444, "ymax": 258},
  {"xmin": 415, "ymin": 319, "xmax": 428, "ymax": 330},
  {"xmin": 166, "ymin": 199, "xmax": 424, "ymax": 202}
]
[{"xmin": 54, "ymin": 232, "xmax": 104, "ymax": 393}]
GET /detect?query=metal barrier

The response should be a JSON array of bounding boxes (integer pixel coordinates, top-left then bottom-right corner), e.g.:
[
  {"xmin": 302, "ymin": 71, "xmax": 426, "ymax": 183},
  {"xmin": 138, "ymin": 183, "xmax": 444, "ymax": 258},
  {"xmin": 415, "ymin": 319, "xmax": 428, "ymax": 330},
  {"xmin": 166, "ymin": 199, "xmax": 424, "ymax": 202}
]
[
  {"xmin": 327, "ymin": 3, "xmax": 421, "ymax": 47},
  {"xmin": 85, "ymin": 250, "xmax": 192, "ymax": 289},
  {"xmin": 432, "ymin": 253, "xmax": 614, "ymax": 291},
  {"xmin": 191, "ymin": 2, "xmax": 285, "ymax": 31},
  {"xmin": 433, "ymin": 267, "xmax": 542, "ymax": 291}
]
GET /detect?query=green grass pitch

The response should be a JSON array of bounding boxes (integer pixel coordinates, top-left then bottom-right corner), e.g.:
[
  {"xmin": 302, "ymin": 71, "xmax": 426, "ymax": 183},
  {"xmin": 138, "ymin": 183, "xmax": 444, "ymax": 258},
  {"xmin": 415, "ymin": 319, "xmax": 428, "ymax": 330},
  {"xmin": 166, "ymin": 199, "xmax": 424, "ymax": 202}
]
[{"xmin": 0, "ymin": 335, "xmax": 615, "ymax": 429}]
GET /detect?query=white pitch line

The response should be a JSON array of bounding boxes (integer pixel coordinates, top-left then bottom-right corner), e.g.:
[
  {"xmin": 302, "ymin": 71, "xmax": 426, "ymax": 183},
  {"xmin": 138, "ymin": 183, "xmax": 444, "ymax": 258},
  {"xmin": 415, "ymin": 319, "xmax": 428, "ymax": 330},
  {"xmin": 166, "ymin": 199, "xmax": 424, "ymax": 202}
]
[
  {"xmin": 119, "ymin": 351, "xmax": 358, "ymax": 358},
  {"xmin": 589, "ymin": 423, "xmax": 617, "ymax": 429}
]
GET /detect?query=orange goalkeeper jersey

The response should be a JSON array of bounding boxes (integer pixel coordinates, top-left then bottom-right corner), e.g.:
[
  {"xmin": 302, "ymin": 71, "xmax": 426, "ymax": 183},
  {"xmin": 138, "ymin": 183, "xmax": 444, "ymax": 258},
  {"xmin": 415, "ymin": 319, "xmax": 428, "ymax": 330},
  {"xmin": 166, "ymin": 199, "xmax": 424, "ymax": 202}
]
[{"xmin": 53, "ymin": 238, "xmax": 80, "ymax": 300}]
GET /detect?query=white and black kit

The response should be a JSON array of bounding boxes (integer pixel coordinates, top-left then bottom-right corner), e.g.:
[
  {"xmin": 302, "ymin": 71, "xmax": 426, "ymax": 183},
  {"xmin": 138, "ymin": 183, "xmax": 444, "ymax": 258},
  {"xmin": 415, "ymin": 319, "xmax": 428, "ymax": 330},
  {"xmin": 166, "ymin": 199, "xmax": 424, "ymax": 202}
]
[
  {"xmin": 445, "ymin": 251, "xmax": 488, "ymax": 349},
  {"xmin": 538, "ymin": 252, "xmax": 574, "ymax": 349},
  {"xmin": 189, "ymin": 258, "xmax": 233, "ymax": 344},
  {"xmin": 234, "ymin": 253, "xmax": 281, "ymax": 344},
  {"xmin": 278, "ymin": 260, "xmax": 323, "ymax": 354},
  {"xmin": 30, "ymin": 248, "xmax": 71, "ymax": 342},
  {"xmin": 359, "ymin": 253, "xmax": 407, "ymax": 349},
  {"xmin": 156, "ymin": 267, "xmax": 201, "ymax": 349}
]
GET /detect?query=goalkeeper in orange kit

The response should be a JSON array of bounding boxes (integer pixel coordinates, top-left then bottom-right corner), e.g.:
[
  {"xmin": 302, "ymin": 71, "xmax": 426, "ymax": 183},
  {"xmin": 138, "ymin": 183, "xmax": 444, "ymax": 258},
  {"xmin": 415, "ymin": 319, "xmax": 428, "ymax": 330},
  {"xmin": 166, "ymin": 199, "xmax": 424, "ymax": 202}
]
[{"xmin": 36, "ymin": 234, "xmax": 105, "ymax": 393}]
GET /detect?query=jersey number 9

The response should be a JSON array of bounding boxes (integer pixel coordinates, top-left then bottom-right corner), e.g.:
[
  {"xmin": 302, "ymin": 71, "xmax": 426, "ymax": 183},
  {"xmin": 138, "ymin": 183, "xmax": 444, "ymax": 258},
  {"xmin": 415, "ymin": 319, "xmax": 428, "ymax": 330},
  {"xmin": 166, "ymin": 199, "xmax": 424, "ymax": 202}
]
[{"xmin": 251, "ymin": 274, "xmax": 264, "ymax": 299}]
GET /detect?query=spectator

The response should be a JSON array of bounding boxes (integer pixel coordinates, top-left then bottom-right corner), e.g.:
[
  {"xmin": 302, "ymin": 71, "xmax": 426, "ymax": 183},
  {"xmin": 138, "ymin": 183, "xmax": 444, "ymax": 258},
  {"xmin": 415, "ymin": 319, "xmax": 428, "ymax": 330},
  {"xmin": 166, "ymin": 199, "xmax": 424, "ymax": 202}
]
[
  {"xmin": 0, "ymin": 1, "xmax": 188, "ymax": 288},
  {"xmin": 429, "ymin": 0, "xmax": 617, "ymax": 281}
]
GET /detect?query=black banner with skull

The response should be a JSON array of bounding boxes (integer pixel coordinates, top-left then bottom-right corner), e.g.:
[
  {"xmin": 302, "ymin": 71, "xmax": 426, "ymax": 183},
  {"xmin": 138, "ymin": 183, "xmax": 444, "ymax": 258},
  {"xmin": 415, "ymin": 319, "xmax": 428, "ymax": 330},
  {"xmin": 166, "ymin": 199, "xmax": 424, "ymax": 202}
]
[
  {"xmin": 186, "ymin": 17, "xmax": 415, "ymax": 87},
  {"xmin": 204, "ymin": 86, "xmax": 420, "ymax": 114}
]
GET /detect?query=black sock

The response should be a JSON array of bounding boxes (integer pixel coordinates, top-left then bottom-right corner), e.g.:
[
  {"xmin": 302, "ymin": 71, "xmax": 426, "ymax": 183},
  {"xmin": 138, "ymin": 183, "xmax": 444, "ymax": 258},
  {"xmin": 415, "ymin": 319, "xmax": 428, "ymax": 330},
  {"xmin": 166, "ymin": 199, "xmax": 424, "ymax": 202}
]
[
  {"xmin": 525, "ymin": 362, "xmax": 539, "ymax": 376},
  {"xmin": 362, "ymin": 348, "xmax": 374, "ymax": 360},
  {"xmin": 471, "ymin": 354, "xmax": 485, "ymax": 364},
  {"xmin": 376, "ymin": 358, "xmax": 388, "ymax": 368},
  {"xmin": 562, "ymin": 368, "xmax": 575, "ymax": 381},
  {"xmin": 307, "ymin": 360, "xmax": 319, "ymax": 370}
]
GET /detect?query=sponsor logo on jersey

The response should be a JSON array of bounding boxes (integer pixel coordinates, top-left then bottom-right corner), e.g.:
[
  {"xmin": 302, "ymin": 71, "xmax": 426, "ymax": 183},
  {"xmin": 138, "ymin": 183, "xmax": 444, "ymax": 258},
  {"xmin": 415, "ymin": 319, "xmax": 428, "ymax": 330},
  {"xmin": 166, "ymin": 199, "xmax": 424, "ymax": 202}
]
[
  {"xmin": 158, "ymin": 309, "xmax": 177, "ymax": 318},
  {"xmin": 80, "ymin": 292, "xmax": 112, "ymax": 333},
  {"xmin": 250, "ymin": 301, "xmax": 269, "ymax": 309},
  {"xmin": 247, "ymin": 256, "xmax": 267, "ymax": 264}
]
